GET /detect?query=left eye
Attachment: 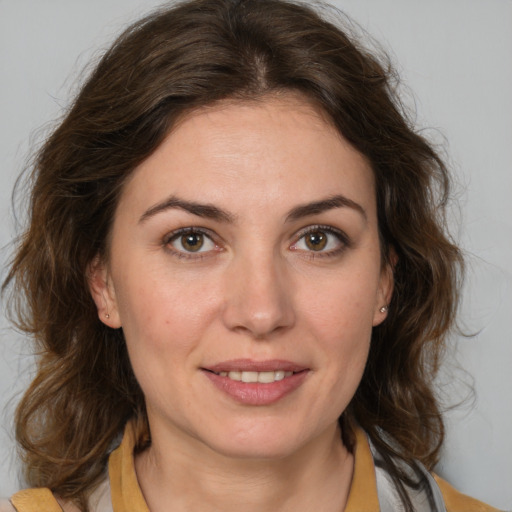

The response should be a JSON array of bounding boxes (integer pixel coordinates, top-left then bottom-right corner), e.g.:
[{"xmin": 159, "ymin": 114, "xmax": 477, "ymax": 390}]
[
  {"xmin": 292, "ymin": 228, "xmax": 345, "ymax": 253},
  {"xmin": 168, "ymin": 231, "xmax": 216, "ymax": 253}
]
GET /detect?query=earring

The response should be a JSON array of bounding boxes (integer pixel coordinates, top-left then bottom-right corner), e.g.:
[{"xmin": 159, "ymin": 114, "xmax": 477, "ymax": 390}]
[
  {"xmin": 105, "ymin": 313, "xmax": 110, "ymax": 319},
  {"xmin": 379, "ymin": 306, "xmax": 388, "ymax": 313}
]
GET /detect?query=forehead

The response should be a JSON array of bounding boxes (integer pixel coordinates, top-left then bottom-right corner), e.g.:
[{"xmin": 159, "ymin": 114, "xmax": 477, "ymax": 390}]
[{"xmin": 117, "ymin": 95, "xmax": 376, "ymax": 221}]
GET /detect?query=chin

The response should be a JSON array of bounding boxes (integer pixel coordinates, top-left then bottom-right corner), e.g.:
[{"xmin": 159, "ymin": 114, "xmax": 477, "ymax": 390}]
[
  {"xmin": 198, "ymin": 418, "xmax": 318, "ymax": 461},
  {"xmin": 209, "ymin": 437, "xmax": 300, "ymax": 461}
]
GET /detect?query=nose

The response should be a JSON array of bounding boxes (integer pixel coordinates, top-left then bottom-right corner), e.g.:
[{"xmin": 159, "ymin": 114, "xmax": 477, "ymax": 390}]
[{"xmin": 221, "ymin": 250, "xmax": 295, "ymax": 339}]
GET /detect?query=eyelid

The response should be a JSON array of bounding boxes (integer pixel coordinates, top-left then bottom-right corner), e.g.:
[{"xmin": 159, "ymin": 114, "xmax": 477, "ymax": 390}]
[
  {"xmin": 163, "ymin": 226, "xmax": 222, "ymax": 258},
  {"xmin": 162, "ymin": 224, "xmax": 350, "ymax": 259},
  {"xmin": 291, "ymin": 224, "xmax": 351, "ymax": 255}
]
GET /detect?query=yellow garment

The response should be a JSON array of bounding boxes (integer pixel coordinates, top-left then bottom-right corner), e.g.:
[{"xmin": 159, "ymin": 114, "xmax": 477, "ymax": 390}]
[
  {"xmin": 108, "ymin": 422, "xmax": 499, "ymax": 512},
  {"xmin": 344, "ymin": 427, "xmax": 380, "ymax": 511},
  {"xmin": 9, "ymin": 421, "xmax": 501, "ymax": 511},
  {"xmin": 10, "ymin": 488, "xmax": 63, "ymax": 512},
  {"xmin": 434, "ymin": 476, "xmax": 500, "ymax": 512},
  {"xmin": 108, "ymin": 421, "xmax": 149, "ymax": 512}
]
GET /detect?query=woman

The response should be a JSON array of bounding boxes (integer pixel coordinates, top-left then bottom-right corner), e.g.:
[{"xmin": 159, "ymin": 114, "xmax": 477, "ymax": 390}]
[{"xmin": 0, "ymin": 0, "xmax": 502, "ymax": 511}]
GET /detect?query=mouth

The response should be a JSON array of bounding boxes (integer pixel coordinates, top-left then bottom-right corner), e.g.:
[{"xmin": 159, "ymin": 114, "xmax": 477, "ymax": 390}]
[
  {"xmin": 205, "ymin": 369, "xmax": 299, "ymax": 383},
  {"xmin": 203, "ymin": 359, "xmax": 308, "ymax": 379},
  {"xmin": 201, "ymin": 359, "xmax": 309, "ymax": 405}
]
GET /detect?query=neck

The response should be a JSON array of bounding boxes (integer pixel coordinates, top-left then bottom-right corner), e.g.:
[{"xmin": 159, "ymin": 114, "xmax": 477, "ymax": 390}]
[{"xmin": 135, "ymin": 422, "xmax": 353, "ymax": 512}]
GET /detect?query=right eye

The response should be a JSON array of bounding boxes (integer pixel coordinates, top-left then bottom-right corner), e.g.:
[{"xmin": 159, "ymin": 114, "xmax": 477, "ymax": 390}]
[{"xmin": 166, "ymin": 228, "xmax": 218, "ymax": 255}]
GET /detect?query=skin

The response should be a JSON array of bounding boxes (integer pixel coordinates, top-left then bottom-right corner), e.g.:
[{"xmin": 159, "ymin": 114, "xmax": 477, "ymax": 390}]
[{"xmin": 89, "ymin": 94, "xmax": 393, "ymax": 512}]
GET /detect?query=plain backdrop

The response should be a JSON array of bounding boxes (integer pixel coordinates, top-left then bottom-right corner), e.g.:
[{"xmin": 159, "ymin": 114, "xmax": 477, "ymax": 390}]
[{"xmin": 1, "ymin": 0, "xmax": 511, "ymax": 509}]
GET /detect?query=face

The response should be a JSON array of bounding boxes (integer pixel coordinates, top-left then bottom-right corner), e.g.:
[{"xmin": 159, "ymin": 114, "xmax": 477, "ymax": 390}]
[{"xmin": 90, "ymin": 96, "xmax": 393, "ymax": 461}]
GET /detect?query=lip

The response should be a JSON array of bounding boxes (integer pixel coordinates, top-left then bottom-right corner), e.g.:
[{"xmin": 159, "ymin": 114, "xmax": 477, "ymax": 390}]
[
  {"xmin": 202, "ymin": 359, "xmax": 310, "ymax": 406},
  {"xmin": 205, "ymin": 359, "xmax": 308, "ymax": 373}
]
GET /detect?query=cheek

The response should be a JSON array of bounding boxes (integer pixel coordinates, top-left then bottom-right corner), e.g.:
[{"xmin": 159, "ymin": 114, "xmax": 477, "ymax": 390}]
[
  {"xmin": 318, "ymin": 309, "xmax": 372, "ymax": 418},
  {"xmin": 298, "ymin": 270, "xmax": 378, "ymax": 385},
  {"xmin": 112, "ymin": 263, "xmax": 226, "ymax": 385},
  {"xmin": 113, "ymin": 274, "xmax": 214, "ymax": 404},
  {"xmin": 301, "ymin": 268, "xmax": 380, "ymax": 337}
]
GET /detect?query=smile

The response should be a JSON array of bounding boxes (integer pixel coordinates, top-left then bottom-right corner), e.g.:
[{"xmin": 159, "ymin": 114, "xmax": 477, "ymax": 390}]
[
  {"xmin": 214, "ymin": 370, "xmax": 295, "ymax": 383},
  {"xmin": 203, "ymin": 360, "xmax": 309, "ymax": 405}
]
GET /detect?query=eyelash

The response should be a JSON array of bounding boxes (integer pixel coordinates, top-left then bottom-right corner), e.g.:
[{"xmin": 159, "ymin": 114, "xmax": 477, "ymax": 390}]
[
  {"xmin": 163, "ymin": 225, "xmax": 351, "ymax": 260},
  {"xmin": 163, "ymin": 227, "xmax": 220, "ymax": 260},
  {"xmin": 291, "ymin": 225, "xmax": 351, "ymax": 259}
]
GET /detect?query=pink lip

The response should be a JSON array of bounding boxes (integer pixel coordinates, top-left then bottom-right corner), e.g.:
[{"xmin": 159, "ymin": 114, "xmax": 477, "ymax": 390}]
[{"xmin": 202, "ymin": 359, "xmax": 310, "ymax": 406}]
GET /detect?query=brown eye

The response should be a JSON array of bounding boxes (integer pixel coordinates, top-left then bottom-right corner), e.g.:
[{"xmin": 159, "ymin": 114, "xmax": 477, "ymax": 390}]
[
  {"xmin": 168, "ymin": 230, "xmax": 216, "ymax": 254},
  {"xmin": 291, "ymin": 226, "xmax": 348, "ymax": 256},
  {"xmin": 305, "ymin": 231, "xmax": 328, "ymax": 251},
  {"xmin": 181, "ymin": 233, "xmax": 204, "ymax": 252}
]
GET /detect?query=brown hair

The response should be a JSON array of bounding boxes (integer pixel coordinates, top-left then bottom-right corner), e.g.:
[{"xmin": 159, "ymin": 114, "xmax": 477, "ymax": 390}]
[{"xmin": 4, "ymin": 0, "xmax": 463, "ymax": 509}]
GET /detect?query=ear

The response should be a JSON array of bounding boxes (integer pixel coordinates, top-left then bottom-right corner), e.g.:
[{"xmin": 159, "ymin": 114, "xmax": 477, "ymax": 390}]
[
  {"xmin": 87, "ymin": 255, "xmax": 122, "ymax": 328},
  {"xmin": 372, "ymin": 248, "xmax": 397, "ymax": 326}
]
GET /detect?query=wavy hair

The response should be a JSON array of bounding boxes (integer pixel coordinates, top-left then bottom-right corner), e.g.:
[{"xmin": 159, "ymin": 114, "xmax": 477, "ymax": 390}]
[{"xmin": 3, "ymin": 0, "xmax": 463, "ymax": 510}]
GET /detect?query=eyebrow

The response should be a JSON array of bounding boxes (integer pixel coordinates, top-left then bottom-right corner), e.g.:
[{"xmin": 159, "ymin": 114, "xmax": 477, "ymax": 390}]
[
  {"xmin": 139, "ymin": 193, "xmax": 366, "ymax": 224},
  {"xmin": 285, "ymin": 194, "xmax": 367, "ymax": 222},
  {"xmin": 139, "ymin": 196, "xmax": 236, "ymax": 224}
]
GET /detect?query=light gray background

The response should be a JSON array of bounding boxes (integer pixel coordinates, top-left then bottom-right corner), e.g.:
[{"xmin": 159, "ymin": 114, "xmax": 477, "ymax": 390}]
[{"xmin": 1, "ymin": 0, "xmax": 511, "ymax": 509}]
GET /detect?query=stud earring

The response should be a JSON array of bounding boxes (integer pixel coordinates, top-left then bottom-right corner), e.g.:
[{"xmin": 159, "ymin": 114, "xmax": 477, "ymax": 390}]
[
  {"xmin": 105, "ymin": 313, "xmax": 110, "ymax": 319},
  {"xmin": 379, "ymin": 306, "xmax": 388, "ymax": 313}
]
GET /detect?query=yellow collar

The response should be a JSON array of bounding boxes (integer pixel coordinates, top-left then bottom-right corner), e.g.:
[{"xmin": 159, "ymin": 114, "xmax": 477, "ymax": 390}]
[
  {"xmin": 108, "ymin": 422, "xmax": 150, "ymax": 512},
  {"xmin": 108, "ymin": 422, "xmax": 380, "ymax": 512}
]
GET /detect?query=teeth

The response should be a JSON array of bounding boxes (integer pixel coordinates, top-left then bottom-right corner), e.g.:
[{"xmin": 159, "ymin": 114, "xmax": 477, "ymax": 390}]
[
  {"xmin": 274, "ymin": 370, "xmax": 285, "ymax": 381},
  {"xmin": 220, "ymin": 370, "xmax": 294, "ymax": 383},
  {"xmin": 258, "ymin": 371, "xmax": 276, "ymax": 383},
  {"xmin": 241, "ymin": 371, "xmax": 258, "ymax": 383}
]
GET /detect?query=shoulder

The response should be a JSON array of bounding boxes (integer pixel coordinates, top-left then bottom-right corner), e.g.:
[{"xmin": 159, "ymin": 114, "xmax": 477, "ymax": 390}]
[
  {"xmin": 1, "ymin": 480, "xmax": 112, "ymax": 512},
  {"xmin": 2, "ymin": 488, "xmax": 64, "ymax": 512},
  {"xmin": 0, "ymin": 498, "xmax": 15, "ymax": 512},
  {"xmin": 434, "ymin": 475, "xmax": 503, "ymax": 512}
]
